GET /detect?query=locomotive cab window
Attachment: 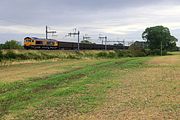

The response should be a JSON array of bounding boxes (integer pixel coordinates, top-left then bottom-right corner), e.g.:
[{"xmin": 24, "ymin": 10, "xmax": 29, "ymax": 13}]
[{"xmin": 25, "ymin": 40, "xmax": 31, "ymax": 42}]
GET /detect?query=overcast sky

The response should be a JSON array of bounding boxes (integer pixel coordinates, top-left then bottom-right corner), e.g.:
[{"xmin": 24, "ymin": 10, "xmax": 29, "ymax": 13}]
[{"xmin": 0, "ymin": 0, "xmax": 180, "ymax": 46}]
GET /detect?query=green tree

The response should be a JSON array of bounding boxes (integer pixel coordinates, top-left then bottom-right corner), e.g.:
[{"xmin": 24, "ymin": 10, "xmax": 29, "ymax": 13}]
[
  {"xmin": 167, "ymin": 36, "xmax": 178, "ymax": 51},
  {"xmin": 142, "ymin": 26, "xmax": 178, "ymax": 52},
  {"xmin": 81, "ymin": 40, "xmax": 93, "ymax": 44},
  {"xmin": 0, "ymin": 44, "xmax": 4, "ymax": 50},
  {"xmin": 3, "ymin": 40, "xmax": 23, "ymax": 49},
  {"xmin": 0, "ymin": 50, "xmax": 3, "ymax": 61}
]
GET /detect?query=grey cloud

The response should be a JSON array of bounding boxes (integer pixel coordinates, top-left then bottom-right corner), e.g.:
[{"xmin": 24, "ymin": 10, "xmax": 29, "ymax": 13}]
[
  {"xmin": 0, "ymin": 0, "xmax": 180, "ymax": 46},
  {"xmin": 1, "ymin": 0, "xmax": 178, "ymax": 25}
]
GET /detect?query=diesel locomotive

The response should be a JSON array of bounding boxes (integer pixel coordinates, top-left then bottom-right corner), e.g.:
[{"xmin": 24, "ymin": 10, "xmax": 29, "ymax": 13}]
[{"xmin": 24, "ymin": 37, "xmax": 128, "ymax": 50}]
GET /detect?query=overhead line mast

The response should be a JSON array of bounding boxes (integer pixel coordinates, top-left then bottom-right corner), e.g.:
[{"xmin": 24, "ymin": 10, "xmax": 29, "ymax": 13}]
[
  {"xmin": 67, "ymin": 29, "xmax": 80, "ymax": 51},
  {"xmin": 99, "ymin": 35, "xmax": 108, "ymax": 50},
  {"xmin": 83, "ymin": 34, "xmax": 91, "ymax": 41},
  {"xmin": 45, "ymin": 26, "xmax": 57, "ymax": 39}
]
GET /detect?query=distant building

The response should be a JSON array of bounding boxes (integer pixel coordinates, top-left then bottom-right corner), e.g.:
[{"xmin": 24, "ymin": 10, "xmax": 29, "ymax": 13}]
[{"xmin": 131, "ymin": 41, "xmax": 148, "ymax": 49}]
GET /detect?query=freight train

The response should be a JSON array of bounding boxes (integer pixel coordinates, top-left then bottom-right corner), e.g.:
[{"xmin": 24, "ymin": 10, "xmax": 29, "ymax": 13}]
[{"xmin": 24, "ymin": 37, "xmax": 128, "ymax": 50}]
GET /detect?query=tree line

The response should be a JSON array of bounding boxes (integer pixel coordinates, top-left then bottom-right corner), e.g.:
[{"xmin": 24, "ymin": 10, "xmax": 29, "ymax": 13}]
[{"xmin": 0, "ymin": 40, "xmax": 23, "ymax": 49}]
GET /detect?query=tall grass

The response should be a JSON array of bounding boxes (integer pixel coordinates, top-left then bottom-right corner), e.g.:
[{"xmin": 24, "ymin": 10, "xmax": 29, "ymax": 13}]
[
  {"xmin": 0, "ymin": 49, "xmax": 148, "ymax": 62},
  {"xmin": 96, "ymin": 50, "xmax": 147, "ymax": 58}
]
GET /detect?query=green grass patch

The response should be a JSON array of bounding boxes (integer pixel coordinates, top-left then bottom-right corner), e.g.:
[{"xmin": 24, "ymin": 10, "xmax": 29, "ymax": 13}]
[{"xmin": 0, "ymin": 57, "xmax": 149, "ymax": 119}]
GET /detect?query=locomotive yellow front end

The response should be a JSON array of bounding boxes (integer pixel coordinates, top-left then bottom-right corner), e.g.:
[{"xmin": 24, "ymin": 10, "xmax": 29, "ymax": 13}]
[
  {"xmin": 24, "ymin": 37, "xmax": 59, "ymax": 49},
  {"xmin": 24, "ymin": 37, "xmax": 35, "ymax": 49}
]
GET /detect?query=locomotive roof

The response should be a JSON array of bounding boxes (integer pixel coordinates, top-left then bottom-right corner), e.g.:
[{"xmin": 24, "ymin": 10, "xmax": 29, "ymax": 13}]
[{"xmin": 24, "ymin": 37, "xmax": 58, "ymax": 42}]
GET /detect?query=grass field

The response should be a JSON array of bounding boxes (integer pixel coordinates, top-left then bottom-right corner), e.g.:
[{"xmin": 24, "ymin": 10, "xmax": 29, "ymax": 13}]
[{"xmin": 0, "ymin": 53, "xmax": 180, "ymax": 120}]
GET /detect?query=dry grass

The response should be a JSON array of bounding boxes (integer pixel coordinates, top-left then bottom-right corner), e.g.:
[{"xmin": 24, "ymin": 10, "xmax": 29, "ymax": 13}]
[
  {"xmin": 1, "ymin": 54, "xmax": 180, "ymax": 120},
  {"xmin": 0, "ymin": 59, "xmax": 103, "ymax": 83},
  {"xmin": 67, "ymin": 55, "xmax": 180, "ymax": 120},
  {"xmin": 148, "ymin": 55, "xmax": 180, "ymax": 65}
]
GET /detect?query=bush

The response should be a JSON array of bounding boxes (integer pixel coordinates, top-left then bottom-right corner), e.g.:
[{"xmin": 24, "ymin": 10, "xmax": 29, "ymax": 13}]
[
  {"xmin": 115, "ymin": 50, "xmax": 133, "ymax": 57},
  {"xmin": 129, "ymin": 44, "xmax": 147, "ymax": 57},
  {"xmin": 107, "ymin": 52, "xmax": 116, "ymax": 58},
  {"xmin": 75, "ymin": 51, "xmax": 83, "ymax": 56},
  {"xmin": 123, "ymin": 50, "xmax": 134, "ymax": 57},
  {"xmin": 66, "ymin": 54, "xmax": 80, "ymax": 59},
  {"xmin": 18, "ymin": 52, "xmax": 55, "ymax": 60},
  {"xmin": 16, "ymin": 53, "xmax": 30, "ymax": 60},
  {"xmin": 144, "ymin": 49, "xmax": 151, "ymax": 56},
  {"xmin": 0, "ymin": 49, "xmax": 149, "ymax": 61},
  {"xmin": 28, "ymin": 52, "xmax": 44, "ymax": 60},
  {"xmin": 84, "ymin": 53, "xmax": 94, "ymax": 58},
  {"xmin": 150, "ymin": 49, "xmax": 167, "ymax": 56},
  {"xmin": 3, "ymin": 40, "xmax": 23, "ymax": 49},
  {"xmin": 131, "ymin": 50, "xmax": 147, "ymax": 57},
  {"xmin": 115, "ymin": 50, "xmax": 124, "ymax": 57},
  {"xmin": 0, "ymin": 50, "xmax": 3, "ymax": 61},
  {"xmin": 0, "ymin": 44, "xmax": 3, "ymax": 49},
  {"xmin": 4, "ymin": 50, "xmax": 17, "ymax": 59},
  {"xmin": 96, "ymin": 50, "xmax": 144, "ymax": 58},
  {"xmin": 96, "ymin": 52, "xmax": 108, "ymax": 58}
]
